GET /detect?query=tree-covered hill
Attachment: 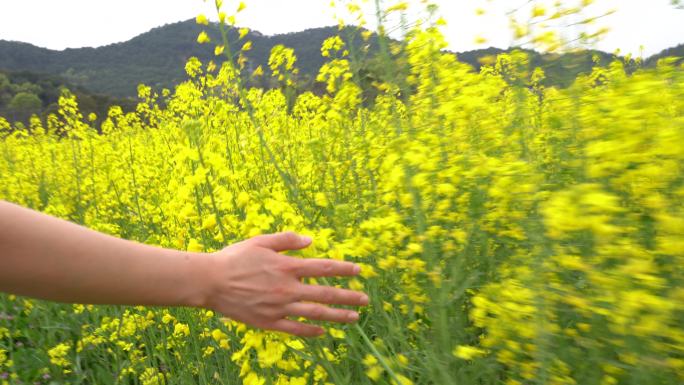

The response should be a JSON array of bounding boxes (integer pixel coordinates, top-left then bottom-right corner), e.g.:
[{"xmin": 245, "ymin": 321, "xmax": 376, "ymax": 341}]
[
  {"xmin": 0, "ymin": 21, "xmax": 350, "ymax": 98},
  {"xmin": 0, "ymin": 20, "xmax": 682, "ymax": 97},
  {"xmin": 0, "ymin": 20, "xmax": 681, "ymax": 99},
  {"xmin": 645, "ymin": 43, "xmax": 684, "ymax": 66}
]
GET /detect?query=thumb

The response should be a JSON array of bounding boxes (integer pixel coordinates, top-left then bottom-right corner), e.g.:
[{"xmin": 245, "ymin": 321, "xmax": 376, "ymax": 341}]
[{"xmin": 249, "ymin": 232, "xmax": 312, "ymax": 252}]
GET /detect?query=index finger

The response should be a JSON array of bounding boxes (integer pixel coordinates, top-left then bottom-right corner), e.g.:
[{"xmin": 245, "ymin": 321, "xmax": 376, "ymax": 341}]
[{"xmin": 292, "ymin": 259, "xmax": 361, "ymax": 278}]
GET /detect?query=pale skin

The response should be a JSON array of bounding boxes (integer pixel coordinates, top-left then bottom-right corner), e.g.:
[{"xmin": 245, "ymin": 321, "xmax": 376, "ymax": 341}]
[{"xmin": 0, "ymin": 200, "xmax": 368, "ymax": 337}]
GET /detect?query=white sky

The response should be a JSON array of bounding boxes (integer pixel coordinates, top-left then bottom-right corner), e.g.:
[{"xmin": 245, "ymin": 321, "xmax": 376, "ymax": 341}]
[{"xmin": 0, "ymin": 0, "xmax": 682, "ymax": 57}]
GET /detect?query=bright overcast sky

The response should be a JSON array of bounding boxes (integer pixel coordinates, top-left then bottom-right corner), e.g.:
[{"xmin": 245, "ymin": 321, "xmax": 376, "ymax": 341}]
[{"xmin": 0, "ymin": 0, "xmax": 682, "ymax": 57}]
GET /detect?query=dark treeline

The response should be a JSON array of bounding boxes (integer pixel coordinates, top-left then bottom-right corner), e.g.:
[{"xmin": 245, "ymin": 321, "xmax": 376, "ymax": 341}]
[{"xmin": 0, "ymin": 70, "xmax": 136, "ymax": 127}]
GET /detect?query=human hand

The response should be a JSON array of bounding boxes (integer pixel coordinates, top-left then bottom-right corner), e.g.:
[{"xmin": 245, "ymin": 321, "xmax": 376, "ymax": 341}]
[{"xmin": 199, "ymin": 232, "xmax": 368, "ymax": 337}]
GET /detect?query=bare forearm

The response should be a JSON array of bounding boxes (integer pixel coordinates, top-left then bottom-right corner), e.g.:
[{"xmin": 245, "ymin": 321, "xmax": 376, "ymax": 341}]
[
  {"xmin": 0, "ymin": 201, "xmax": 368, "ymax": 337},
  {"xmin": 0, "ymin": 200, "xmax": 207, "ymax": 307}
]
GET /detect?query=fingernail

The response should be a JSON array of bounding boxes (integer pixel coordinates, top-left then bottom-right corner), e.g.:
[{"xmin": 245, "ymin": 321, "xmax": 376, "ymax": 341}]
[
  {"xmin": 348, "ymin": 312, "xmax": 359, "ymax": 321},
  {"xmin": 300, "ymin": 235, "xmax": 312, "ymax": 244},
  {"xmin": 360, "ymin": 294, "xmax": 369, "ymax": 305},
  {"xmin": 353, "ymin": 264, "xmax": 361, "ymax": 274}
]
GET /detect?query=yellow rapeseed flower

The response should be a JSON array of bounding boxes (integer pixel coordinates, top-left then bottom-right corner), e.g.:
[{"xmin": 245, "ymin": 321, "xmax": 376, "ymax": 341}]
[
  {"xmin": 197, "ymin": 31, "xmax": 211, "ymax": 44},
  {"xmin": 452, "ymin": 345, "xmax": 487, "ymax": 360},
  {"xmin": 196, "ymin": 14, "xmax": 209, "ymax": 25}
]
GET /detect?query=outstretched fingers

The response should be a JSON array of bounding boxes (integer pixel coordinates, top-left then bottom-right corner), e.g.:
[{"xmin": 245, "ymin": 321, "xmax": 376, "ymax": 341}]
[
  {"xmin": 286, "ymin": 302, "xmax": 359, "ymax": 323},
  {"xmin": 250, "ymin": 232, "xmax": 312, "ymax": 252},
  {"xmin": 269, "ymin": 319, "xmax": 325, "ymax": 337},
  {"xmin": 297, "ymin": 284, "xmax": 369, "ymax": 306},
  {"xmin": 292, "ymin": 258, "xmax": 361, "ymax": 278}
]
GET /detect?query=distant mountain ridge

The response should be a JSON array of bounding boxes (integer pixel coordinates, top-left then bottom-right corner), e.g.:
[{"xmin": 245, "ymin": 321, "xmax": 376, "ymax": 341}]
[
  {"xmin": 1, "ymin": 19, "xmax": 682, "ymax": 98},
  {"xmin": 0, "ymin": 21, "xmax": 348, "ymax": 97}
]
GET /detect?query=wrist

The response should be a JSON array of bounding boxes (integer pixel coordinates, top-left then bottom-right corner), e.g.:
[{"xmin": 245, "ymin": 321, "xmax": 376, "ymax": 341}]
[{"xmin": 175, "ymin": 251, "xmax": 215, "ymax": 309}]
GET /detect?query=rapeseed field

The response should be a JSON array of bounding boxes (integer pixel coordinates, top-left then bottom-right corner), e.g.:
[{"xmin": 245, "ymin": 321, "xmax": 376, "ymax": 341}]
[{"xmin": 1, "ymin": 1, "xmax": 682, "ymax": 384}]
